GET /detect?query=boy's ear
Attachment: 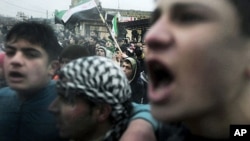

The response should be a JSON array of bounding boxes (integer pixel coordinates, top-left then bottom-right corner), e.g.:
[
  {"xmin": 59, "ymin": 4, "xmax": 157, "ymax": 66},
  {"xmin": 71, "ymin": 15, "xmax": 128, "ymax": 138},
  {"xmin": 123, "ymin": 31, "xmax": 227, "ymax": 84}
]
[
  {"xmin": 48, "ymin": 60, "xmax": 60, "ymax": 76},
  {"xmin": 95, "ymin": 104, "xmax": 112, "ymax": 122}
]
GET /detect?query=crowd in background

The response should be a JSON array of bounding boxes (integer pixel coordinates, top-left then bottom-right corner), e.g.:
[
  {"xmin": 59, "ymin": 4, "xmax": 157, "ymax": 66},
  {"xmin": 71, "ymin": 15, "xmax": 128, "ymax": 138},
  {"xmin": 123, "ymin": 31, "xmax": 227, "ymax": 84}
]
[
  {"xmin": 1, "ymin": 0, "xmax": 250, "ymax": 141},
  {"xmin": 0, "ymin": 22, "xmax": 148, "ymax": 104},
  {"xmin": 55, "ymin": 29, "xmax": 149, "ymax": 104}
]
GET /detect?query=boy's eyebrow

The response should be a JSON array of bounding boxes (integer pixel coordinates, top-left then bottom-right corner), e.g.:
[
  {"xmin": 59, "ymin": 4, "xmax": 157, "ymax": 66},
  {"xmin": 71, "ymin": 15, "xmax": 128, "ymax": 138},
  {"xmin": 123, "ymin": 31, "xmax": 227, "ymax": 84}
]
[
  {"xmin": 152, "ymin": 8, "xmax": 160, "ymax": 17},
  {"xmin": 21, "ymin": 48, "xmax": 40, "ymax": 52},
  {"xmin": 4, "ymin": 45, "xmax": 16, "ymax": 50},
  {"xmin": 150, "ymin": 8, "xmax": 161, "ymax": 24},
  {"xmin": 171, "ymin": 2, "xmax": 216, "ymax": 14},
  {"xmin": 5, "ymin": 44, "xmax": 40, "ymax": 52}
]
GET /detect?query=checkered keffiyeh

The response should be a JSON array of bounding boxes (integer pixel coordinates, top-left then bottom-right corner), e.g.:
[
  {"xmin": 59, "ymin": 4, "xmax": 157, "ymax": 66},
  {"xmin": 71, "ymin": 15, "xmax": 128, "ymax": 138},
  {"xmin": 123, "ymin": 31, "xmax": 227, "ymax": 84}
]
[{"xmin": 57, "ymin": 56, "xmax": 132, "ymax": 141}]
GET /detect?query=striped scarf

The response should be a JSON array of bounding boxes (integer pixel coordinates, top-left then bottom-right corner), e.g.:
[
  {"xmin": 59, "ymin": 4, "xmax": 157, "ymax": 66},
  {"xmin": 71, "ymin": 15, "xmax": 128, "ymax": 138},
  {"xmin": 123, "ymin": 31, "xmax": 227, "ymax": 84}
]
[{"xmin": 57, "ymin": 56, "xmax": 132, "ymax": 141}]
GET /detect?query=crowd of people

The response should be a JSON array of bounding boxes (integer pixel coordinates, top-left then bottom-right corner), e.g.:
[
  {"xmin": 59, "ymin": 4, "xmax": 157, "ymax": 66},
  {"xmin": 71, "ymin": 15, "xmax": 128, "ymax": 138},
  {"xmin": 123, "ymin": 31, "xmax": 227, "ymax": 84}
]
[
  {"xmin": 0, "ymin": 21, "xmax": 158, "ymax": 141},
  {"xmin": 0, "ymin": 0, "xmax": 250, "ymax": 141},
  {"xmin": 50, "ymin": 27, "xmax": 149, "ymax": 104}
]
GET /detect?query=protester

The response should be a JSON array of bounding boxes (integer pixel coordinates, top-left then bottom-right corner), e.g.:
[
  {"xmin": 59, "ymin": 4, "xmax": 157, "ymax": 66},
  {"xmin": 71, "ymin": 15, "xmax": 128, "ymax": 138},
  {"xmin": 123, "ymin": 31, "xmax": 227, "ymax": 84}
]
[
  {"xmin": 121, "ymin": 57, "xmax": 147, "ymax": 104},
  {"xmin": 52, "ymin": 45, "xmax": 90, "ymax": 80},
  {"xmin": 85, "ymin": 36, "xmax": 99, "ymax": 55},
  {"xmin": 49, "ymin": 56, "xmax": 158, "ymax": 141},
  {"xmin": 105, "ymin": 39, "xmax": 116, "ymax": 53},
  {"xmin": 95, "ymin": 46, "xmax": 113, "ymax": 59},
  {"xmin": 54, "ymin": 44, "xmax": 158, "ymax": 140},
  {"xmin": 90, "ymin": 30, "xmax": 99, "ymax": 38},
  {"xmin": 58, "ymin": 45, "xmax": 90, "ymax": 68},
  {"xmin": 0, "ymin": 21, "xmax": 64, "ymax": 141},
  {"xmin": 51, "ymin": 44, "xmax": 158, "ymax": 141},
  {"xmin": 144, "ymin": 0, "xmax": 250, "ymax": 140}
]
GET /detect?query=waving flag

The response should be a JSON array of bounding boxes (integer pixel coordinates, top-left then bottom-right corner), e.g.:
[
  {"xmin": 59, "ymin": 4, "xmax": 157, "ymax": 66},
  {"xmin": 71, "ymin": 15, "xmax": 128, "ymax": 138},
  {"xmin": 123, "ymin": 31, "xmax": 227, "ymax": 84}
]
[
  {"xmin": 112, "ymin": 14, "xmax": 118, "ymax": 37},
  {"xmin": 62, "ymin": 0, "xmax": 97, "ymax": 23},
  {"xmin": 112, "ymin": 12, "xmax": 121, "ymax": 37},
  {"xmin": 54, "ymin": 10, "xmax": 67, "ymax": 24}
]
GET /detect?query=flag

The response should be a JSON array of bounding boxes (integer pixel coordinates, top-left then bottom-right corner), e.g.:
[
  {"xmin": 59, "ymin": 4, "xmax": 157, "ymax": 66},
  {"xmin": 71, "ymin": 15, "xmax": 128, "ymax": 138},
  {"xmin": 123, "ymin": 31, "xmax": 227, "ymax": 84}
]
[
  {"xmin": 62, "ymin": 0, "xmax": 97, "ymax": 23},
  {"xmin": 54, "ymin": 10, "xmax": 67, "ymax": 24},
  {"xmin": 112, "ymin": 13, "xmax": 119, "ymax": 37}
]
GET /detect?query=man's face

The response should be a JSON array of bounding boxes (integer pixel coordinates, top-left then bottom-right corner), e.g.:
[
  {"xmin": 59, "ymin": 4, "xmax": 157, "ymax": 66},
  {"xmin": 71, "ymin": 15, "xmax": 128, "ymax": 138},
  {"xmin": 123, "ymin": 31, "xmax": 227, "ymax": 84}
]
[
  {"xmin": 121, "ymin": 61, "xmax": 133, "ymax": 81},
  {"xmin": 4, "ymin": 39, "xmax": 50, "ymax": 92},
  {"xmin": 90, "ymin": 31, "xmax": 97, "ymax": 37},
  {"xmin": 145, "ymin": 0, "xmax": 250, "ymax": 122},
  {"xmin": 106, "ymin": 41, "xmax": 112, "ymax": 48},
  {"xmin": 118, "ymin": 40, "xmax": 124, "ymax": 46},
  {"xmin": 49, "ymin": 93, "xmax": 98, "ymax": 140},
  {"xmin": 88, "ymin": 37, "xmax": 96, "ymax": 45},
  {"xmin": 59, "ymin": 58, "xmax": 71, "ymax": 68},
  {"xmin": 96, "ymin": 48, "xmax": 105, "ymax": 57}
]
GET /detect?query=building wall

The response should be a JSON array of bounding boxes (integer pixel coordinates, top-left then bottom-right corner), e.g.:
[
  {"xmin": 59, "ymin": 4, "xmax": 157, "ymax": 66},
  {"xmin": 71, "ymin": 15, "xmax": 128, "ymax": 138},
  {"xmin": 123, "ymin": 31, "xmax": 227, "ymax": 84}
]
[{"xmin": 68, "ymin": 0, "xmax": 151, "ymax": 42}]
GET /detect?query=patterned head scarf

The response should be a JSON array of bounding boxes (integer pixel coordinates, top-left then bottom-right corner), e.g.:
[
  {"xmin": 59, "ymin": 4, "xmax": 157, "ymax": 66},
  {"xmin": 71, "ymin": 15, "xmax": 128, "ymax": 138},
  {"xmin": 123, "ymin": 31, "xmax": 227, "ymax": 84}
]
[{"xmin": 57, "ymin": 56, "xmax": 132, "ymax": 141}]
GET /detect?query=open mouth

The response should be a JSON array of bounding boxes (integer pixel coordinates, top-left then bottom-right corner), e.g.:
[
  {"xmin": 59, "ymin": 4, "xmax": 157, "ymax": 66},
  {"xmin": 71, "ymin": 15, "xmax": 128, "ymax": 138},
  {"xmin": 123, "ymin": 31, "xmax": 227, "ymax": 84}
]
[
  {"xmin": 9, "ymin": 71, "xmax": 25, "ymax": 78},
  {"xmin": 148, "ymin": 60, "xmax": 174, "ymax": 89}
]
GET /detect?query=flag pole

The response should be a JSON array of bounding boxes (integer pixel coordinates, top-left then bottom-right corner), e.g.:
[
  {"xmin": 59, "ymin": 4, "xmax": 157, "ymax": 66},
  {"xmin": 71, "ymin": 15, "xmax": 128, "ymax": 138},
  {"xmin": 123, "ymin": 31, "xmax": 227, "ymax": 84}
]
[{"xmin": 94, "ymin": 1, "xmax": 122, "ymax": 53}]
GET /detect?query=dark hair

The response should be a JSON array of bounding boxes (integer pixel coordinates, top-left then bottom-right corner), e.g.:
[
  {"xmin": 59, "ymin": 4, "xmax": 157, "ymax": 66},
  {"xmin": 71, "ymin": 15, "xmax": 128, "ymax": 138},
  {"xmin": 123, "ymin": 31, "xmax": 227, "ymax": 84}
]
[
  {"xmin": 5, "ymin": 21, "xmax": 62, "ymax": 62},
  {"xmin": 90, "ymin": 30, "xmax": 98, "ymax": 36},
  {"xmin": 59, "ymin": 45, "xmax": 90, "ymax": 60},
  {"xmin": 228, "ymin": 0, "xmax": 250, "ymax": 36},
  {"xmin": 134, "ymin": 45, "xmax": 143, "ymax": 58},
  {"xmin": 90, "ymin": 35, "xmax": 98, "ymax": 42}
]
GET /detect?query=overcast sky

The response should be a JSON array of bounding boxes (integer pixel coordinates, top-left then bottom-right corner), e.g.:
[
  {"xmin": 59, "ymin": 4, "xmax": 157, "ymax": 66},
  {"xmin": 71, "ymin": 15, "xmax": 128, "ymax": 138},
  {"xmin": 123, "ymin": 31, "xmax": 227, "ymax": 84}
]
[{"xmin": 0, "ymin": 0, "xmax": 155, "ymax": 18}]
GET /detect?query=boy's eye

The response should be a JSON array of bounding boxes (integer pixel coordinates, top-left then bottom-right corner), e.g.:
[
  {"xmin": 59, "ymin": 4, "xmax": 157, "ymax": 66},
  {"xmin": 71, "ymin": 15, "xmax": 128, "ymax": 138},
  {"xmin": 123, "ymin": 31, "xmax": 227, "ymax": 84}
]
[
  {"xmin": 173, "ymin": 12, "xmax": 205, "ymax": 24},
  {"xmin": 5, "ymin": 49, "xmax": 15, "ymax": 56},
  {"xmin": 150, "ymin": 8, "xmax": 161, "ymax": 26},
  {"xmin": 24, "ymin": 51, "xmax": 41, "ymax": 58}
]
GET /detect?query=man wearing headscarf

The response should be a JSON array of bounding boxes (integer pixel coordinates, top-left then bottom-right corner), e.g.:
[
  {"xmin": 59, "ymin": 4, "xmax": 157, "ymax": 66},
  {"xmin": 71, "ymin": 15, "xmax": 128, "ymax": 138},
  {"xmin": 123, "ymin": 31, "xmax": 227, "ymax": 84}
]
[{"xmin": 49, "ymin": 56, "xmax": 158, "ymax": 141}]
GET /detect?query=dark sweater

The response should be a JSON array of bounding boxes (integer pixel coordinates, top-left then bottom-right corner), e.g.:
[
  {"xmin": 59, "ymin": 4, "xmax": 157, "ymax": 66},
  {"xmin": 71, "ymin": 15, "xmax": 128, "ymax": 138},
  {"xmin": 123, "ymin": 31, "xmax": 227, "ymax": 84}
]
[{"xmin": 0, "ymin": 80, "xmax": 64, "ymax": 141}]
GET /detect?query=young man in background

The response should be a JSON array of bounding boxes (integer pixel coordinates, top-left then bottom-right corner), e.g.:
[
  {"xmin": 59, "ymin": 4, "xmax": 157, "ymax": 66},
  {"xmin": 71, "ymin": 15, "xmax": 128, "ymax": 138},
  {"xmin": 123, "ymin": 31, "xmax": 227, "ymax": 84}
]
[{"xmin": 0, "ymin": 21, "xmax": 63, "ymax": 141}]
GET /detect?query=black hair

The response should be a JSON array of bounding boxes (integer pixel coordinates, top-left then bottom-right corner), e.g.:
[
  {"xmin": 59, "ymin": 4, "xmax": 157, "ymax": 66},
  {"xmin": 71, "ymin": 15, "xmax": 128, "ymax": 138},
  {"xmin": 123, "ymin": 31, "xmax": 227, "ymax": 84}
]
[
  {"xmin": 228, "ymin": 0, "xmax": 250, "ymax": 36},
  {"xmin": 134, "ymin": 45, "xmax": 143, "ymax": 58},
  {"xmin": 5, "ymin": 21, "xmax": 62, "ymax": 62},
  {"xmin": 90, "ymin": 30, "xmax": 98, "ymax": 36},
  {"xmin": 59, "ymin": 45, "xmax": 90, "ymax": 60},
  {"xmin": 90, "ymin": 35, "xmax": 98, "ymax": 42}
]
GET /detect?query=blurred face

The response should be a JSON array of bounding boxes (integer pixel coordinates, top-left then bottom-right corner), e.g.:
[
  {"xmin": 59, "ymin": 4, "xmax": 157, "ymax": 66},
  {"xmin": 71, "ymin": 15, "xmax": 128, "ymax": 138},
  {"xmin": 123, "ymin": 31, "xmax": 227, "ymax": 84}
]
[
  {"xmin": 59, "ymin": 58, "xmax": 71, "ymax": 68},
  {"xmin": 96, "ymin": 48, "xmax": 106, "ymax": 57},
  {"xmin": 90, "ymin": 31, "xmax": 97, "ymax": 37},
  {"xmin": 145, "ymin": 0, "xmax": 250, "ymax": 122},
  {"xmin": 4, "ymin": 39, "xmax": 50, "ymax": 92},
  {"xmin": 49, "ymin": 92, "xmax": 98, "ymax": 140},
  {"xmin": 89, "ymin": 37, "xmax": 96, "ymax": 45},
  {"xmin": 106, "ymin": 41, "xmax": 112, "ymax": 48},
  {"xmin": 69, "ymin": 37, "xmax": 76, "ymax": 44},
  {"xmin": 118, "ymin": 40, "xmax": 124, "ymax": 46},
  {"xmin": 121, "ymin": 61, "xmax": 133, "ymax": 81}
]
